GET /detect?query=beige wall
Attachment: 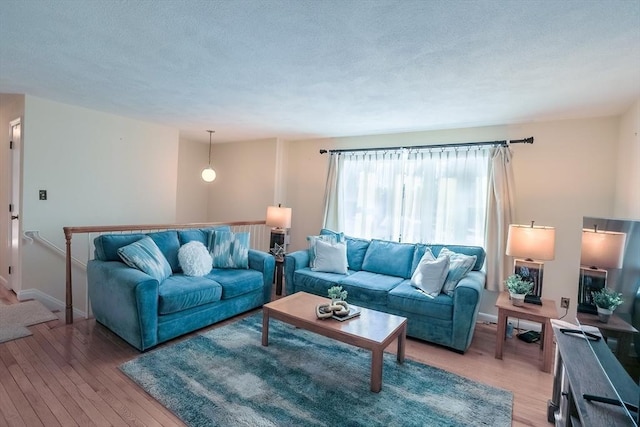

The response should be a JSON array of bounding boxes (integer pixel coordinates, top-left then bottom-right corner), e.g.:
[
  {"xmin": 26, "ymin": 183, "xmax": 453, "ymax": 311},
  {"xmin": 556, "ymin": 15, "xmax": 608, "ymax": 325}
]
[
  {"xmin": 20, "ymin": 95, "xmax": 179, "ymax": 313},
  {"xmin": 284, "ymin": 116, "xmax": 624, "ymax": 319},
  {"xmin": 208, "ymin": 138, "xmax": 278, "ymax": 222},
  {"xmin": 615, "ymin": 99, "xmax": 640, "ymax": 219},
  {"xmin": 0, "ymin": 93, "xmax": 25, "ymax": 288},
  {"xmin": 176, "ymin": 138, "xmax": 210, "ymax": 222}
]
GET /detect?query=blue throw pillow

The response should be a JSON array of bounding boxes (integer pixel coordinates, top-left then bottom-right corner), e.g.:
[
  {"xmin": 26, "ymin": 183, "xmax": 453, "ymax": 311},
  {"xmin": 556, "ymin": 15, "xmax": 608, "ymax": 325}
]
[
  {"xmin": 210, "ymin": 231, "xmax": 250, "ymax": 269},
  {"xmin": 117, "ymin": 236, "xmax": 172, "ymax": 283},
  {"xmin": 311, "ymin": 239, "xmax": 348, "ymax": 274},
  {"xmin": 438, "ymin": 247, "xmax": 477, "ymax": 296}
]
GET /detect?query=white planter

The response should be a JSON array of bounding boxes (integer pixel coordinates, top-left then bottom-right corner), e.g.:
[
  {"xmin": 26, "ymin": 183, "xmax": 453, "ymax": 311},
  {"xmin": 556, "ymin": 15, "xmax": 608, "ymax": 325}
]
[
  {"xmin": 510, "ymin": 293, "xmax": 526, "ymax": 307},
  {"xmin": 597, "ymin": 307, "xmax": 613, "ymax": 323}
]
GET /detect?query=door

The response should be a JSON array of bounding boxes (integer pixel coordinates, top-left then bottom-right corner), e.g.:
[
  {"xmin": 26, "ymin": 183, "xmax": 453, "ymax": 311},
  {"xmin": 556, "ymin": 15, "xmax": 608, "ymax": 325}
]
[{"xmin": 8, "ymin": 118, "xmax": 21, "ymax": 292}]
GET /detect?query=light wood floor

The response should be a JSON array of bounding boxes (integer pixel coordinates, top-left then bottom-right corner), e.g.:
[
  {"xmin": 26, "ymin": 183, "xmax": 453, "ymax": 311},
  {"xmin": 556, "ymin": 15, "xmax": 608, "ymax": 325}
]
[{"xmin": 1, "ymin": 286, "xmax": 553, "ymax": 426}]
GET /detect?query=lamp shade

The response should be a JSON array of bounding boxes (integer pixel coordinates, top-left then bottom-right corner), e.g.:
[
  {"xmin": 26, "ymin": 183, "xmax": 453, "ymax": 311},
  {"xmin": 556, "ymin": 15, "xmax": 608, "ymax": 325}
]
[
  {"xmin": 266, "ymin": 205, "xmax": 292, "ymax": 229},
  {"xmin": 506, "ymin": 224, "xmax": 556, "ymax": 261},
  {"xmin": 580, "ymin": 228, "xmax": 626, "ymax": 269}
]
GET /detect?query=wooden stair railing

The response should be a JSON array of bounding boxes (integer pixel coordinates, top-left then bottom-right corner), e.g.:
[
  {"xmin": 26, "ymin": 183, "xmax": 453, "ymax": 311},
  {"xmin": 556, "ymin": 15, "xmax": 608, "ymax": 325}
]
[{"xmin": 63, "ymin": 221, "xmax": 268, "ymax": 324}]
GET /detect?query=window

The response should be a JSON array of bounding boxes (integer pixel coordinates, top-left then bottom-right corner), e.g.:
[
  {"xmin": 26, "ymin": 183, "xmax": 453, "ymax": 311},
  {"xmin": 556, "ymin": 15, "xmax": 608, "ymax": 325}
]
[{"xmin": 330, "ymin": 147, "xmax": 490, "ymax": 246}]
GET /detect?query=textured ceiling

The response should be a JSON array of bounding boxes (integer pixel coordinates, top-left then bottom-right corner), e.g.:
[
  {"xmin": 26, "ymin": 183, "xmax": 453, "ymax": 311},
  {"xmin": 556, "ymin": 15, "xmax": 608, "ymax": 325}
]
[{"xmin": 1, "ymin": 0, "xmax": 639, "ymax": 143}]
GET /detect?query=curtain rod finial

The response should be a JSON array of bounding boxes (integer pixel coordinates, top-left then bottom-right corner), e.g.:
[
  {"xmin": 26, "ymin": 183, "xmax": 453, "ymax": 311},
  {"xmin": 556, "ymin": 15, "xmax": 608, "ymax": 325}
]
[{"xmin": 319, "ymin": 149, "xmax": 327, "ymax": 154}]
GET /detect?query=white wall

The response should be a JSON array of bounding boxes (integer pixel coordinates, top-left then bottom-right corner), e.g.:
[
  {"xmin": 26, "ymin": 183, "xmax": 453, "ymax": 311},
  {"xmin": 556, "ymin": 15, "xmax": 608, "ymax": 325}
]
[
  {"xmin": 208, "ymin": 138, "xmax": 278, "ymax": 222},
  {"xmin": 284, "ymin": 116, "xmax": 622, "ymax": 319},
  {"xmin": 20, "ymin": 95, "xmax": 179, "ymax": 313},
  {"xmin": 176, "ymin": 138, "xmax": 210, "ymax": 222},
  {"xmin": 0, "ymin": 93, "xmax": 25, "ymax": 288},
  {"xmin": 615, "ymin": 99, "xmax": 640, "ymax": 219}
]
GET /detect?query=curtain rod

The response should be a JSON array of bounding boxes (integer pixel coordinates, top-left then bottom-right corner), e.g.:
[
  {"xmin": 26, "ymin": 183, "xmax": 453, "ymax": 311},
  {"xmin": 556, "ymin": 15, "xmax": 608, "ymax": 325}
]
[{"xmin": 319, "ymin": 136, "xmax": 533, "ymax": 154}]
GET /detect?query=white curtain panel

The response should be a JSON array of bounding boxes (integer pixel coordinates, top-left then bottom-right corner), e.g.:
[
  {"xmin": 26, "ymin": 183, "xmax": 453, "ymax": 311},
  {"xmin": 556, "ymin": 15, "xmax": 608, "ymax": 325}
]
[
  {"xmin": 403, "ymin": 147, "xmax": 489, "ymax": 245},
  {"xmin": 484, "ymin": 146, "xmax": 516, "ymax": 292},
  {"xmin": 324, "ymin": 146, "xmax": 493, "ymax": 247}
]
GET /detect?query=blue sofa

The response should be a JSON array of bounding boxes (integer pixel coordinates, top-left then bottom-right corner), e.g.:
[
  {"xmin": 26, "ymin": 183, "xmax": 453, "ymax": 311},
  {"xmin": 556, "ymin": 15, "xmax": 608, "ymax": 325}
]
[
  {"xmin": 87, "ymin": 227, "xmax": 275, "ymax": 351},
  {"xmin": 284, "ymin": 230, "xmax": 486, "ymax": 353}
]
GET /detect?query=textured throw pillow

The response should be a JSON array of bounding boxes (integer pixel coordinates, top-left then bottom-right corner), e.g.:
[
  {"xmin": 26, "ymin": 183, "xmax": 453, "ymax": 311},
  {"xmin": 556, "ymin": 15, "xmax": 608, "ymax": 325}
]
[
  {"xmin": 210, "ymin": 231, "xmax": 250, "ymax": 269},
  {"xmin": 178, "ymin": 241, "xmax": 212, "ymax": 277},
  {"xmin": 311, "ymin": 239, "xmax": 348, "ymax": 274},
  {"xmin": 438, "ymin": 247, "xmax": 477, "ymax": 296},
  {"xmin": 117, "ymin": 236, "xmax": 172, "ymax": 283},
  {"xmin": 410, "ymin": 248, "xmax": 450, "ymax": 298},
  {"xmin": 307, "ymin": 234, "xmax": 340, "ymax": 268}
]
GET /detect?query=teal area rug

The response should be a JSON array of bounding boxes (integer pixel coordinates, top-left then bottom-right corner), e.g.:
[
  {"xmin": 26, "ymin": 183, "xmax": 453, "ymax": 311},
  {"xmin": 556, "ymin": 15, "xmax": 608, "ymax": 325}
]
[{"xmin": 120, "ymin": 313, "xmax": 512, "ymax": 426}]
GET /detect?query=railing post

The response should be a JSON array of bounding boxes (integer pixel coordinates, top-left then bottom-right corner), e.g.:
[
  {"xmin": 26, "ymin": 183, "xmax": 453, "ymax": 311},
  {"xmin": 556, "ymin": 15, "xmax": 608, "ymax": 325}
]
[{"xmin": 64, "ymin": 227, "xmax": 73, "ymax": 324}]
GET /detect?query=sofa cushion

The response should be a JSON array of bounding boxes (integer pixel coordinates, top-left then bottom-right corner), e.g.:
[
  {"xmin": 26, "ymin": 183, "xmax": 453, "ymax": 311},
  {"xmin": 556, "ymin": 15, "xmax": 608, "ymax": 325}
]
[
  {"xmin": 206, "ymin": 268, "xmax": 264, "ymax": 299},
  {"xmin": 94, "ymin": 234, "xmax": 146, "ymax": 261},
  {"xmin": 388, "ymin": 281, "xmax": 454, "ymax": 320},
  {"xmin": 361, "ymin": 239, "xmax": 415, "ymax": 278},
  {"xmin": 410, "ymin": 249, "xmax": 450, "ymax": 298},
  {"xmin": 438, "ymin": 248, "xmax": 477, "ymax": 296},
  {"xmin": 147, "ymin": 231, "xmax": 182, "ymax": 273},
  {"xmin": 338, "ymin": 271, "xmax": 404, "ymax": 306},
  {"xmin": 178, "ymin": 226, "xmax": 232, "ymax": 246},
  {"xmin": 344, "ymin": 236, "xmax": 370, "ymax": 271},
  {"xmin": 178, "ymin": 241, "xmax": 212, "ymax": 277},
  {"xmin": 209, "ymin": 231, "xmax": 250, "ymax": 269},
  {"xmin": 293, "ymin": 268, "xmax": 347, "ymax": 297},
  {"xmin": 312, "ymin": 239, "xmax": 348, "ymax": 274},
  {"xmin": 117, "ymin": 236, "xmax": 172, "ymax": 283},
  {"xmin": 158, "ymin": 275, "xmax": 222, "ymax": 315}
]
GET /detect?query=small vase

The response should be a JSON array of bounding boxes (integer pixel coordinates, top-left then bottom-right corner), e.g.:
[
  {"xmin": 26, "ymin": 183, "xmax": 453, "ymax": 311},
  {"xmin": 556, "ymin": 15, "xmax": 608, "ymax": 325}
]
[
  {"xmin": 510, "ymin": 293, "xmax": 526, "ymax": 307},
  {"xmin": 597, "ymin": 307, "xmax": 613, "ymax": 323}
]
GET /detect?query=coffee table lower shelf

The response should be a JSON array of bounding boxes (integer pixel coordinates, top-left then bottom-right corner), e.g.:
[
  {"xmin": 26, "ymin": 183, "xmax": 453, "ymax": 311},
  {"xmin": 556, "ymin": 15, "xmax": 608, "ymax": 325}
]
[{"xmin": 262, "ymin": 292, "xmax": 407, "ymax": 392}]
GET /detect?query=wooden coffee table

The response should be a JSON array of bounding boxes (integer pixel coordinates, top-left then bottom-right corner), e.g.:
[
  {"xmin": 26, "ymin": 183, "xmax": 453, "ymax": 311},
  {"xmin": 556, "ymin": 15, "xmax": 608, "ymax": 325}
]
[{"xmin": 262, "ymin": 292, "xmax": 407, "ymax": 392}]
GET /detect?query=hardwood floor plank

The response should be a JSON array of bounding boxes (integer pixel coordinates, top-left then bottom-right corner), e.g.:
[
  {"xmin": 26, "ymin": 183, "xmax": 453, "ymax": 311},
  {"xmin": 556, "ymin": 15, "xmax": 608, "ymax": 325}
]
[
  {"xmin": 3, "ymin": 342, "xmax": 61, "ymax": 426},
  {"xmin": 0, "ymin": 378, "xmax": 27, "ymax": 427},
  {"xmin": 0, "ymin": 343, "xmax": 45, "ymax": 427},
  {"xmin": 30, "ymin": 323, "xmax": 122, "ymax": 427},
  {"xmin": 6, "ymin": 339, "xmax": 77, "ymax": 426}
]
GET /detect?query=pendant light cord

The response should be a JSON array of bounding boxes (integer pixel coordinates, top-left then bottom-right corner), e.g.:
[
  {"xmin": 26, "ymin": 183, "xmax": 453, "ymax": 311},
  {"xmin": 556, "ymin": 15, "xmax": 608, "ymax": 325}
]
[{"xmin": 207, "ymin": 130, "xmax": 214, "ymax": 166}]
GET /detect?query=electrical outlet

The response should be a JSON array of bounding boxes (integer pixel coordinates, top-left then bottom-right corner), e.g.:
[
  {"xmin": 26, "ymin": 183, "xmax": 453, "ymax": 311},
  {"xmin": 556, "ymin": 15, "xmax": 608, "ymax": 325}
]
[{"xmin": 561, "ymin": 297, "xmax": 570, "ymax": 309}]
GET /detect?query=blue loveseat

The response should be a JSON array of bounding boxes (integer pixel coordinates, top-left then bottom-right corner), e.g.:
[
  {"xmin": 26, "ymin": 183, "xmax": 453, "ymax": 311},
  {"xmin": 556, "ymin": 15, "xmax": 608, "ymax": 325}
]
[
  {"xmin": 87, "ymin": 227, "xmax": 275, "ymax": 351},
  {"xmin": 284, "ymin": 230, "xmax": 486, "ymax": 353}
]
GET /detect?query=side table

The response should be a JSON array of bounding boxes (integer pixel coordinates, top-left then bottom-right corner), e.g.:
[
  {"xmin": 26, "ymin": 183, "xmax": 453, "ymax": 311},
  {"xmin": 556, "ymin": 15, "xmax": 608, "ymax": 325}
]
[
  {"xmin": 274, "ymin": 256, "xmax": 284, "ymax": 295},
  {"xmin": 577, "ymin": 312, "xmax": 638, "ymax": 365},
  {"xmin": 495, "ymin": 291, "xmax": 558, "ymax": 373}
]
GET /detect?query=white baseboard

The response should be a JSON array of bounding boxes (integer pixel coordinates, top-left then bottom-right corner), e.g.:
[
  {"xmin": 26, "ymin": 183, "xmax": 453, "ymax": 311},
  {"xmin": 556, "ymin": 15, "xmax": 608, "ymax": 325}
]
[
  {"xmin": 477, "ymin": 311, "xmax": 542, "ymax": 332},
  {"xmin": 17, "ymin": 288, "xmax": 87, "ymax": 319}
]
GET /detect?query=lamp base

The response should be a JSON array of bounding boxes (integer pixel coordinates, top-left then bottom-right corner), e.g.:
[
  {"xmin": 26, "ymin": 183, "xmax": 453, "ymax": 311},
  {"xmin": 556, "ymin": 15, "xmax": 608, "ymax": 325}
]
[{"xmin": 269, "ymin": 228, "xmax": 286, "ymax": 257}]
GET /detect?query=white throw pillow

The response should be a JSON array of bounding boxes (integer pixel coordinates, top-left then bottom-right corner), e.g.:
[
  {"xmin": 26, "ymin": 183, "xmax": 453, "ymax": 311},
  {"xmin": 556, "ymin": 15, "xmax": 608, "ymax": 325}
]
[
  {"xmin": 411, "ymin": 249, "xmax": 450, "ymax": 298},
  {"xmin": 178, "ymin": 241, "xmax": 212, "ymax": 277},
  {"xmin": 311, "ymin": 239, "xmax": 348, "ymax": 274}
]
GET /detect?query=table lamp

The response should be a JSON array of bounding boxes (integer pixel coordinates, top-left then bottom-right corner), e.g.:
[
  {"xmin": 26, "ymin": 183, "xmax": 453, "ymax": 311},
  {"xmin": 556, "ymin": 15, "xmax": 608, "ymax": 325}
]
[
  {"xmin": 578, "ymin": 226, "xmax": 626, "ymax": 313},
  {"xmin": 266, "ymin": 204, "xmax": 292, "ymax": 257},
  {"xmin": 506, "ymin": 221, "xmax": 556, "ymax": 305}
]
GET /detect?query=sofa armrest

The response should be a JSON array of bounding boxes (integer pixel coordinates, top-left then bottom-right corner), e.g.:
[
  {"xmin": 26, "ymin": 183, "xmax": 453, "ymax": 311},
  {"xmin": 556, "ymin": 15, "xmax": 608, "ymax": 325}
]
[
  {"xmin": 248, "ymin": 249, "xmax": 276, "ymax": 303},
  {"xmin": 451, "ymin": 270, "xmax": 485, "ymax": 352},
  {"xmin": 87, "ymin": 260, "xmax": 159, "ymax": 351},
  {"xmin": 284, "ymin": 250, "xmax": 310, "ymax": 295}
]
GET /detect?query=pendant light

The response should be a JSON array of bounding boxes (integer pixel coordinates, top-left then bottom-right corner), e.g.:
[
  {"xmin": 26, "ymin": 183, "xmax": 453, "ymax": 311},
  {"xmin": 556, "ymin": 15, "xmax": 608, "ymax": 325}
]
[{"xmin": 201, "ymin": 130, "xmax": 217, "ymax": 182}]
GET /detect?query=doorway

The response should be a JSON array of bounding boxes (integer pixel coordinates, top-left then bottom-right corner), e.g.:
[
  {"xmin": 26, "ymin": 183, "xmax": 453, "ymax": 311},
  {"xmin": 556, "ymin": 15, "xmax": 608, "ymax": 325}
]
[{"xmin": 7, "ymin": 118, "xmax": 22, "ymax": 292}]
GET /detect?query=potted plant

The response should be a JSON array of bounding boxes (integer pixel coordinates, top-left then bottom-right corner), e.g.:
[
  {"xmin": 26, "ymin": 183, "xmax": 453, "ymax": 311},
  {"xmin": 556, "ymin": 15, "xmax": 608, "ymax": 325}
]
[
  {"xmin": 504, "ymin": 274, "xmax": 533, "ymax": 307},
  {"xmin": 591, "ymin": 288, "xmax": 624, "ymax": 323},
  {"xmin": 328, "ymin": 285, "xmax": 348, "ymax": 303}
]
